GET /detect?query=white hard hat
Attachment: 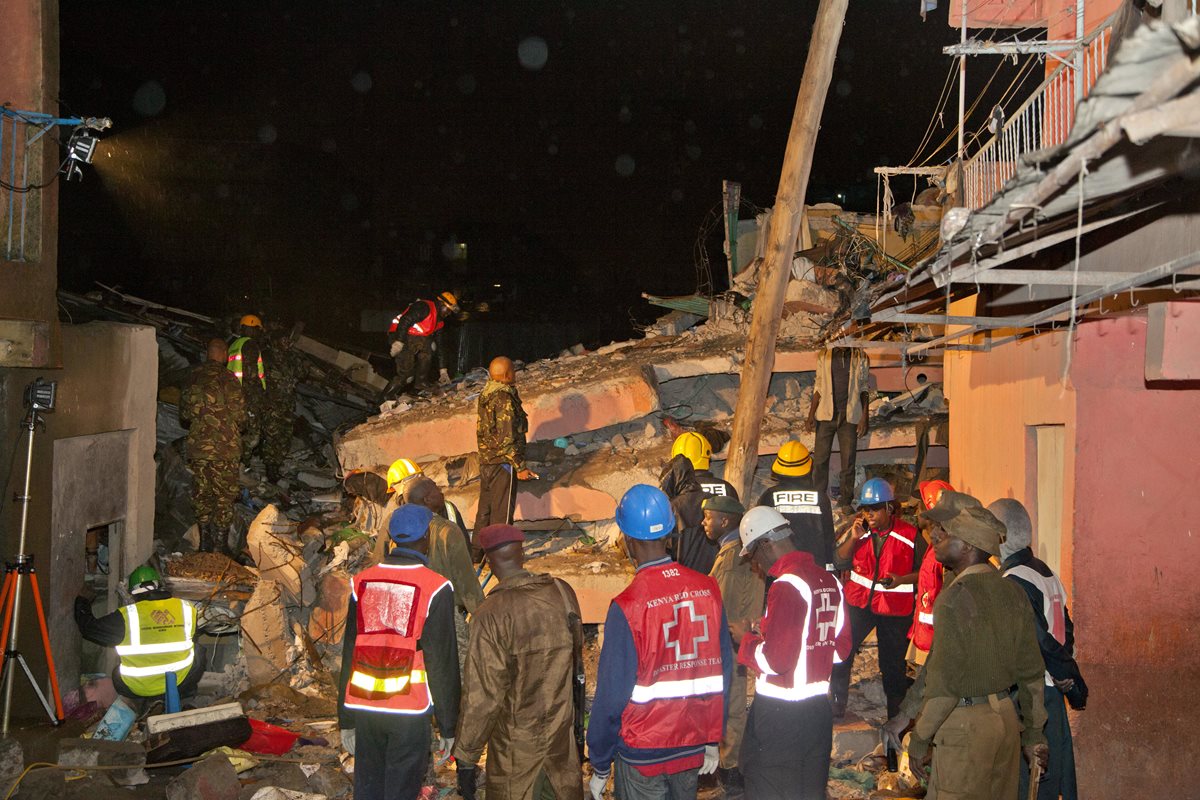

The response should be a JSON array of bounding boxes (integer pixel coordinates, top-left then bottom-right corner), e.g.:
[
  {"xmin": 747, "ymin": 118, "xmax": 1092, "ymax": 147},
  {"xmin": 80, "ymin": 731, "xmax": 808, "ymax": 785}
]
[{"xmin": 739, "ymin": 506, "xmax": 791, "ymax": 557}]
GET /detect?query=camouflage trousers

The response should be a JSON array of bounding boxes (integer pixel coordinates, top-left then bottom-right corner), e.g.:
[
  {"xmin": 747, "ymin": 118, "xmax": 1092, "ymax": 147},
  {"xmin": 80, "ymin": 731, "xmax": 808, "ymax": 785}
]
[
  {"xmin": 261, "ymin": 399, "xmax": 295, "ymax": 470},
  {"xmin": 242, "ymin": 393, "xmax": 265, "ymax": 463},
  {"xmin": 190, "ymin": 458, "xmax": 240, "ymax": 531}
]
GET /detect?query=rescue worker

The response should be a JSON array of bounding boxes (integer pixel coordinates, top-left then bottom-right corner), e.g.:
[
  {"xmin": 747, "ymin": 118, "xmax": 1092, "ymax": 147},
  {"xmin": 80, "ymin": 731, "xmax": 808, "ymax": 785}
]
[
  {"xmin": 587, "ymin": 484, "xmax": 733, "ymax": 800},
  {"xmin": 735, "ymin": 507, "xmax": 851, "ymax": 800},
  {"xmin": 993, "ymin": 498, "xmax": 1086, "ymax": 800},
  {"xmin": 671, "ymin": 432, "xmax": 738, "ymax": 499},
  {"xmin": 803, "ymin": 347, "xmax": 870, "ymax": 507},
  {"xmin": 454, "ymin": 524, "xmax": 584, "ymax": 800},
  {"xmin": 74, "ymin": 566, "xmax": 200, "ymax": 701},
  {"xmin": 386, "ymin": 291, "xmax": 459, "ymax": 396},
  {"xmin": 701, "ymin": 495, "xmax": 763, "ymax": 798},
  {"xmin": 658, "ymin": 453, "xmax": 714, "ymax": 574},
  {"xmin": 338, "ymin": 503, "xmax": 460, "ymax": 800},
  {"xmin": 181, "ymin": 338, "xmax": 247, "ymax": 554},
  {"xmin": 908, "ymin": 480, "xmax": 955, "ymax": 666},
  {"xmin": 830, "ymin": 478, "xmax": 923, "ymax": 720},
  {"xmin": 261, "ymin": 327, "xmax": 303, "ymax": 483},
  {"xmin": 885, "ymin": 491, "xmax": 1048, "ymax": 799},
  {"xmin": 756, "ymin": 440, "xmax": 835, "ymax": 569},
  {"xmin": 475, "ymin": 356, "xmax": 537, "ymax": 537},
  {"xmin": 403, "ymin": 475, "xmax": 484, "ymax": 667},
  {"xmin": 227, "ymin": 314, "xmax": 267, "ymax": 464}
]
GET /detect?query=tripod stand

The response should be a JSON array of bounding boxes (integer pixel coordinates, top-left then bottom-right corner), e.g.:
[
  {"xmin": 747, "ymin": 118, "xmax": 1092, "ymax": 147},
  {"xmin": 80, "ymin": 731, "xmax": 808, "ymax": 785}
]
[{"xmin": 0, "ymin": 405, "xmax": 64, "ymax": 734}]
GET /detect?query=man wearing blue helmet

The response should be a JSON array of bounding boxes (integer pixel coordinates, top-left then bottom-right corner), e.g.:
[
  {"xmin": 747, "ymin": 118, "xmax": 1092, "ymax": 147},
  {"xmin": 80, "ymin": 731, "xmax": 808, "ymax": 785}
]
[
  {"xmin": 337, "ymin": 503, "xmax": 461, "ymax": 800},
  {"xmin": 587, "ymin": 484, "xmax": 734, "ymax": 800},
  {"xmin": 830, "ymin": 478, "xmax": 923, "ymax": 721}
]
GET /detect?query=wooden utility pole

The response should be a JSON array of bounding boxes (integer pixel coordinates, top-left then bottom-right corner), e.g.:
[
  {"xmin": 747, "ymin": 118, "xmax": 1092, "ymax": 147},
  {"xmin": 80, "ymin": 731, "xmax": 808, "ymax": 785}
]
[{"xmin": 723, "ymin": 0, "xmax": 849, "ymax": 500}]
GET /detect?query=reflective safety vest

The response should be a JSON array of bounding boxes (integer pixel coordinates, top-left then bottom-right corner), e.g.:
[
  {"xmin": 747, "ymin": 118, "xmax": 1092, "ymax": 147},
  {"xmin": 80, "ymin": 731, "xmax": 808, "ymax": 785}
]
[
  {"xmin": 908, "ymin": 546, "xmax": 944, "ymax": 654},
  {"xmin": 227, "ymin": 337, "xmax": 266, "ymax": 388},
  {"xmin": 115, "ymin": 598, "xmax": 196, "ymax": 697},
  {"xmin": 612, "ymin": 561, "xmax": 725, "ymax": 750},
  {"xmin": 388, "ymin": 300, "xmax": 442, "ymax": 338},
  {"xmin": 344, "ymin": 562, "xmax": 451, "ymax": 716},
  {"xmin": 751, "ymin": 564, "xmax": 847, "ymax": 702},
  {"xmin": 1004, "ymin": 563, "xmax": 1068, "ymax": 686},
  {"xmin": 844, "ymin": 520, "xmax": 918, "ymax": 616}
]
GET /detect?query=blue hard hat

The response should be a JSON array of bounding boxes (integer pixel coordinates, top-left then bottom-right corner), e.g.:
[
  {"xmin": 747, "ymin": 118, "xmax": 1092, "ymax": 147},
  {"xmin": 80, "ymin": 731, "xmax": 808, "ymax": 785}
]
[
  {"xmin": 389, "ymin": 504, "xmax": 433, "ymax": 544},
  {"xmin": 858, "ymin": 478, "xmax": 895, "ymax": 506},
  {"xmin": 615, "ymin": 484, "xmax": 675, "ymax": 540}
]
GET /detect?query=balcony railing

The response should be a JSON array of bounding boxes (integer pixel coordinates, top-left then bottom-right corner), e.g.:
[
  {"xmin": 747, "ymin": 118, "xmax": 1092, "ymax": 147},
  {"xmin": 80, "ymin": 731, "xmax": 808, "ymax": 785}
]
[{"xmin": 962, "ymin": 15, "xmax": 1117, "ymax": 210}]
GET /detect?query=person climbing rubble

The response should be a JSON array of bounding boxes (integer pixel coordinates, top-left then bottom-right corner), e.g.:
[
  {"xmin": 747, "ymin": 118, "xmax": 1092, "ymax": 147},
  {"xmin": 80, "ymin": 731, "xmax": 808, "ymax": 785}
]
[
  {"xmin": 757, "ymin": 440, "xmax": 835, "ymax": 570},
  {"xmin": 261, "ymin": 325, "xmax": 304, "ymax": 484},
  {"xmin": 74, "ymin": 566, "xmax": 201, "ymax": 703},
  {"xmin": 734, "ymin": 506, "xmax": 850, "ymax": 800},
  {"xmin": 227, "ymin": 314, "xmax": 268, "ymax": 465},
  {"xmin": 830, "ymin": 478, "xmax": 923, "ymax": 721},
  {"xmin": 181, "ymin": 338, "xmax": 247, "ymax": 554},
  {"xmin": 804, "ymin": 346, "xmax": 870, "ymax": 509},
  {"xmin": 587, "ymin": 485, "xmax": 732, "ymax": 800},
  {"xmin": 701, "ymin": 495, "xmax": 762, "ymax": 798},
  {"xmin": 658, "ymin": 452, "xmax": 714, "ymax": 574},
  {"xmin": 385, "ymin": 290, "xmax": 459, "ymax": 397},
  {"xmin": 338, "ymin": 503, "xmax": 460, "ymax": 800},
  {"xmin": 454, "ymin": 524, "xmax": 584, "ymax": 800},
  {"xmin": 475, "ymin": 356, "xmax": 537, "ymax": 537}
]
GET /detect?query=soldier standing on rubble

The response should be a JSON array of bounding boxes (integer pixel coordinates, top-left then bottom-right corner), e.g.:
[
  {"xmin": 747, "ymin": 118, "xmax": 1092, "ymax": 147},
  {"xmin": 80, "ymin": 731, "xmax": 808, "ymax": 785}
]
[
  {"xmin": 261, "ymin": 327, "xmax": 303, "ymax": 484},
  {"xmin": 227, "ymin": 314, "xmax": 268, "ymax": 465},
  {"xmin": 475, "ymin": 356, "xmax": 537, "ymax": 536},
  {"xmin": 339, "ymin": 503, "xmax": 460, "ymax": 800},
  {"xmin": 180, "ymin": 338, "xmax": 246, "ymax": 554},
  {"xmin": 454, "ymin": 524, "xmax": 584, "ymax": 800},
  {"xmin": 804, "ymin": 347, "xmax": 870, "ymax": 509}
]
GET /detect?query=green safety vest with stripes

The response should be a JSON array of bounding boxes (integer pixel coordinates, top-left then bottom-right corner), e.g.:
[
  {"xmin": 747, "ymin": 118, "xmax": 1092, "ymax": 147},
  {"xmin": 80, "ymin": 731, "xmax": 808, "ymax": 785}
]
[
  {"xmin": 115, "ymin": 597, "xmax": 197, "ymax": 697},
  {"xmin": 227, "ymin": 337, "xmax": 266, "ymax": 388}
]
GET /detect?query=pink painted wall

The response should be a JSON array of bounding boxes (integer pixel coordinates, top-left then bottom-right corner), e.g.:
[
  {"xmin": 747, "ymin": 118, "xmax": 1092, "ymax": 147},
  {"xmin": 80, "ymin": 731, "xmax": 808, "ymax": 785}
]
[{"xmin": 944, "ymin": 309, "xmax": 1200, "ymax": 797}]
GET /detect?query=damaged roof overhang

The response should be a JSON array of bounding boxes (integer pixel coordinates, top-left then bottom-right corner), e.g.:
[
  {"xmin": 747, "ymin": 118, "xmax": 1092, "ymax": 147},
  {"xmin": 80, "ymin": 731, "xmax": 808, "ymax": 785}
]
[{"xmin": 832, "ymin": 17, "xmax": 1200, "ymax": 357}]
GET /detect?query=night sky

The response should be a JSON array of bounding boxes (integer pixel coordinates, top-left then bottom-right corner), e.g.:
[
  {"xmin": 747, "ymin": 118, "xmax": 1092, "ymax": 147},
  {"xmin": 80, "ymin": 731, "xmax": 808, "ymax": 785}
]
[{"xmin": 56, "ymin": 1, "xmax": 1022, "ymax": 356}]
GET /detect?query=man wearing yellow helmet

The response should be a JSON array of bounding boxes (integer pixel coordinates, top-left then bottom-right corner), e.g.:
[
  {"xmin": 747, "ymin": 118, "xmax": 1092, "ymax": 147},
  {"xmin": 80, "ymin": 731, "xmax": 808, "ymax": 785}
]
[
  {"xmin": 670, "ymin": 432, "xmax": 738, "ymax": 501},
  {"xmin": 385, "ymin": 291, "xmax": 460, "ymax": 397},
  {"xmin": 756, "ymin": 440, "xmax": 835, "ymax": 570}
]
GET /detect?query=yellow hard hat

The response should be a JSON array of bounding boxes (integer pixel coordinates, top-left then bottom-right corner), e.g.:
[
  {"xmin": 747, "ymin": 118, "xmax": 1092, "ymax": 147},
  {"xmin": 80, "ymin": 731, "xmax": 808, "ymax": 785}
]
[
  {"xmin": 671, "ymin": 431, "xmax": 712, "ymax": 471},
  {"xmin": 386, "ymin": 457, "xmax": 423, "ymax": 491},
  {"xmin": 240, "ymin": 314, "xmax": 263, "ymax": 328},
  {"xmin": 437, "ymin": 291, "xmax": 459, "ymax": 312},
  {"xmin": 773, "ymin": 440, "xmax": 812, "ymax": 477}
]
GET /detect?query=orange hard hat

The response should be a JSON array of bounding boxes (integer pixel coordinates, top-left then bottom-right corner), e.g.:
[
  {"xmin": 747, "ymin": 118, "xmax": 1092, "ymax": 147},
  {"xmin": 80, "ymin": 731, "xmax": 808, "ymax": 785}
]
[
  {"xmin": 919, "ymin": 479, "xmax": 955, "ymax": 511},
  {"xmin": 240, "ymin": 314, "xmax": 263, "ymax": 328}
]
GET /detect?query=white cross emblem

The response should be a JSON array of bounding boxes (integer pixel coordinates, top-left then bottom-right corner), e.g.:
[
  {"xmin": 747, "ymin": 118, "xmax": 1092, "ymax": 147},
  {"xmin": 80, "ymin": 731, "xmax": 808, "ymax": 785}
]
[
  {"xmin": 814, "ymin": 591, "xmax": 839, "ymax": 640},
  {"xmin": 662, "ymin": 600, "xmax": 710, "ymax": 662}
]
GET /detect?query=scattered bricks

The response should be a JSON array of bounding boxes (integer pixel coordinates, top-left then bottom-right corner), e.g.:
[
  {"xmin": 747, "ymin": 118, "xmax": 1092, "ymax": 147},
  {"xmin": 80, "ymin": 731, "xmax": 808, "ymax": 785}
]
[
  {"xmin": 165, "ymin": 754, "xmax": 240, "ymax": 800},
  {"xmin": 307, "ymin": 568, "xmax": 350, "ymax": 647},
  {"xmin": 830, "ymin": 719, "xmax": 882, "ymax": 765},
  {"xmin": 0, "ymin": 737, "xmax": 22, "ymax": 793},
  {"xmin": 241, "ymin": 763, "xmax": 313, "ymax": 793},
  {"xmin": 305, "ymin": 764, "xmax": 352, "ymax": 799},
  {"xmin": 57, "ymin": 738, "xmax": 147, "ymax": 786}
]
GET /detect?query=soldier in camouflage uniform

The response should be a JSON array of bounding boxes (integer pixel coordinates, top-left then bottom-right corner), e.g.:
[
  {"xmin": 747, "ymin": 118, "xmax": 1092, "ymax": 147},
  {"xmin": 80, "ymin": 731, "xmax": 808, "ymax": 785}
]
[
  {"xmin": 262, "ymin": 330, "xmax": 304, "ymax": 483},
  {"xmin": 474, "ymin": 356, "xmax": 538, "ymax": 540},
  {"xmin": 181, "ymin": 339, "xmax": 247, "ymax": 554}
]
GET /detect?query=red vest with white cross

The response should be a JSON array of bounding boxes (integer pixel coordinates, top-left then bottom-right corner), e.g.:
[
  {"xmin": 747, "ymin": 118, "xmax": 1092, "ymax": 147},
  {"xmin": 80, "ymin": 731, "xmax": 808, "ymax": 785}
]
[
  {"xmin": 612, "ymin": 561, "xmax": 725, "ymax": 751},
  {"xmin": 844, "ymin": 520, "xmax": 919, "ymax": 616},
  {"xmin": 343, "ymin": 562, "xmax": 451, "ymax": 716},
  {"xmin": 907, "ymin": 546, "xmax": 943, "ymax": 653}
]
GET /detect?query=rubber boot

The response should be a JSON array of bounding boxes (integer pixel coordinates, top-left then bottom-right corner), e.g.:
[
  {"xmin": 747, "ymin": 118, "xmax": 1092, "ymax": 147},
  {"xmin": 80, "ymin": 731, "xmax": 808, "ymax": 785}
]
[{"xmin": 198, "ymin": 523, "xmax": 217, "ymax": 553}]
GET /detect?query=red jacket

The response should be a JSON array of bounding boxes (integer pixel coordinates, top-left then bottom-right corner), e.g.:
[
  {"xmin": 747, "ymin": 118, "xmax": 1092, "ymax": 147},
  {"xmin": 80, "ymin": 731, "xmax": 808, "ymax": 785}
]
[
  {"xmin": 907, "ymin": 546, "xmax": 943, "ymax": 653},
  {"xmin": 844, "ymin": 520, "xmax": 919, "ymax": 616},
  {"xmin": 388, "ymin": 299, "xmax": 443, "ymax": 337},
  {"xmin": 612, "ymin": 561, "xmax": 725, "ymax": 751},
  {"xmin": 343, "ymin": 562, "xmax": 451, "ymax": 715},
  {"xmin": 738, "ymin": 550, "xmax": 851, "ymax": 701}
]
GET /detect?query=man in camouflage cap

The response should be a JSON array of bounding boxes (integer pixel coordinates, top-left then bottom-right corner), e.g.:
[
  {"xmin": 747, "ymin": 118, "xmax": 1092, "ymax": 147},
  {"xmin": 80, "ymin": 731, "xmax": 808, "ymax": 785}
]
[
  {"xmin": 261, "ymin": 327, "xmax": 304, "ymax": 483},
  {"xmin": 887, "ymin": 490, "xmax": 1049, "ymax": 799},
  {"xmin": 181, "ymin": 338, "xmax": 247, "ymax": 554},
  {"xmin": 474, "ymin": 356, "xmax": 537, "ymax": 539}
]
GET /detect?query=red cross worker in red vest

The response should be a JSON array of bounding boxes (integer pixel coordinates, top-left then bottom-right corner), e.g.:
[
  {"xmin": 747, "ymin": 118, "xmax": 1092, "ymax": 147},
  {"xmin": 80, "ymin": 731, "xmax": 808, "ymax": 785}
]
[
  {"xmin": 337, "ymin": 503, "xmax": 460, "ymax": 800},
  {"xmin": 385, "ymin": 291, "xmax": 459, "ymax": 397},
  {"xmin": 587, "ymin": 485, "xmax": 734, "ymax": 800},
  {"xmin": 734, "ymin": 506, "xmax": 851, "ymax": 800},
  {"xmin": 830, "ymin": 478, "xmax": 925, "ymax": 720},
  {"xmin": 908, "ymin": 480, "xmax": 955, "ymax": 665}
]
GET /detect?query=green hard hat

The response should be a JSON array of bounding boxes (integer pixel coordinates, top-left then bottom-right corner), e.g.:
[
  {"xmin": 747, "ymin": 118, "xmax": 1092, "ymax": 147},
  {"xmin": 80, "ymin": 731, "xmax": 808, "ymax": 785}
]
[{"xmin": 128, "ymin": 565, "xmax": 161, "ymax": 592}]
